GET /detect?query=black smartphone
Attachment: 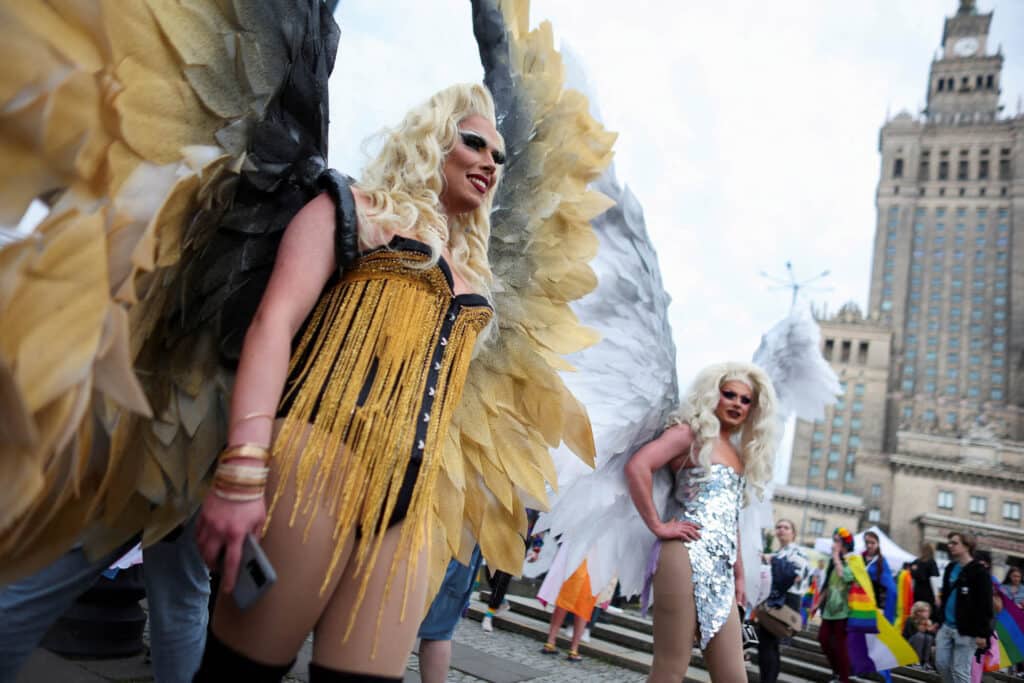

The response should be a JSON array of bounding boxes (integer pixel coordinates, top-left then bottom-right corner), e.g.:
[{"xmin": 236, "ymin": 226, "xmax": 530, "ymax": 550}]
[{"xmin": 232, "ymin": 533, "xmax": 277, "ymax": 610}]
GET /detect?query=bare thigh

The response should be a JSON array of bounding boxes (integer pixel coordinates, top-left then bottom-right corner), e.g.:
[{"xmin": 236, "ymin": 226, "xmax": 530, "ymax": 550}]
[
  {"xmin": 312, "ymin": 517, "xmax": 429, "ymax": 676},
  {"xmin": 649, "ymin": 541, "xmax": 697, "ymax": 683},
  {"xmin": 702, "ymin": 599, "xmax": 745, "ymax": 681}
]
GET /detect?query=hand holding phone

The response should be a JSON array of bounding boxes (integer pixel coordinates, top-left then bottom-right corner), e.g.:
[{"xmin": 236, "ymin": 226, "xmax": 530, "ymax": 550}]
[{"xmin": 232, "ymin": 533, "xmax": 277, "ymax": 610}]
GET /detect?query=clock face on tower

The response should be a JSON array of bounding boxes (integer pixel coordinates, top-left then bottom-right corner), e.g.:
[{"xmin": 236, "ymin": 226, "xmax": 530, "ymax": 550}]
[{"xmin": 953, "ymin": 36, "xmax": 979, "ymax": 57}]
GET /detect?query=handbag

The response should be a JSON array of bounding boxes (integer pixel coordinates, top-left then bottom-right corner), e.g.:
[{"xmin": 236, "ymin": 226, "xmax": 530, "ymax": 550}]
[{"xmin": 755, "ymin": 602, "xmax": 803, "ymax": 638}]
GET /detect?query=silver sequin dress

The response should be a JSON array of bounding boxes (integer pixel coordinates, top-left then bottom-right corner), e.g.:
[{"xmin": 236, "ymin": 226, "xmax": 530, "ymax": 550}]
[{"xmin": 671, "ymin": 462, "xmax": 744, "ymax": 649}]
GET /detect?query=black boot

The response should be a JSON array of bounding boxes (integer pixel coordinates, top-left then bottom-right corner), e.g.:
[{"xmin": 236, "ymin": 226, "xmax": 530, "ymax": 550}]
[
  {"xmin": 193, "ymin": 632, "xmax": 294, "ymax": 682},
  {"xmin": 308, "ymin": 662, "xmax": 402, "ymax": 682}
]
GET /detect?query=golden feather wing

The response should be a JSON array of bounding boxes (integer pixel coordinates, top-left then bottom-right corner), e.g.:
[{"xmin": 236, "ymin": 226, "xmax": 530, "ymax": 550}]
[
  {"xmin": 0, "ymin": 0, "xmax": 337, "ymax": 580},
  {"xmin": 435, "ymin": 0, "xmax": 616, "ymax": 585}
]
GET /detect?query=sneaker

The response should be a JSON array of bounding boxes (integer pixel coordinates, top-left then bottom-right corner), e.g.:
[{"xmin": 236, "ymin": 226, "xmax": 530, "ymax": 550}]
[
  {"xmin": 481, "ymin": 615, "xmax": 493, "ymax": 633},
  {"xmin": 605, "ymin": 605, "xmax": 624, "ymax": 615},
  {"xmin": 495, "ymin": 600, "xmax": 511, "ymax": 616},
  {"xmin": 541, "ymin": 643, "xmax": 558, "ymax": 655},
  {"xmin": 559, "ymin": 625, "xmax": 571, "ymax": 638},
  {"xmin": 580, "ymin": 627, "xmax": 591, "ymax": 643},
  {"xmin": 566, "ymin": 649, "xmax": 583, "ymax": 663}
]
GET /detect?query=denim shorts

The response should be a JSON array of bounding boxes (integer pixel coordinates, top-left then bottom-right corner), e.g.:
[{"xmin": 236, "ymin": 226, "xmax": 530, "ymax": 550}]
[{"xmin": 417, "ymin": 546, "xmax": 483, "ymax": 641}]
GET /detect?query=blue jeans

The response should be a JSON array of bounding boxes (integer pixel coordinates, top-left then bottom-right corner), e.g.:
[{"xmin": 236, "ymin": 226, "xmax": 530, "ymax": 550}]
[
  {"xmin": 417, "ymin": 546, "xmax": 483, "ymax": 641},
  {"xmin": 0, "ymin": 515, "xmax": 210, "ymax": 683},
  {"xmin": 934, "ymin": 623, "xmax": 973, "ymax": 683}
]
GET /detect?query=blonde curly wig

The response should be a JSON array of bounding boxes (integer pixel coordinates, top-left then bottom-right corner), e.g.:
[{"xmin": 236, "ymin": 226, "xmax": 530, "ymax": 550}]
[
  {"xmin": 355, "ymin": 83, "xmax": 503, "ymax": 304},
  {"xmin": 667, "ymin": 361, "xmax": 778, "ymax": 499}
]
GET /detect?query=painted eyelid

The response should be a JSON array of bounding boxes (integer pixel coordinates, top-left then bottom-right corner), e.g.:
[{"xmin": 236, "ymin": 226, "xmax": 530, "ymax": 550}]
[{"xmin": 460, "ymin": 131, "xmax": 505, "ymax": 163}]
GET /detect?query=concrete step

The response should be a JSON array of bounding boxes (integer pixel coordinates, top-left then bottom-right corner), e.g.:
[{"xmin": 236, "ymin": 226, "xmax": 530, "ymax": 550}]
[
  {"xmin": 470, "ymin": 597, "xmax": 840, "ymax": 683},
  {"xmin": 478, "ymin": 594, "xmax": 956, "ymax": 683}
]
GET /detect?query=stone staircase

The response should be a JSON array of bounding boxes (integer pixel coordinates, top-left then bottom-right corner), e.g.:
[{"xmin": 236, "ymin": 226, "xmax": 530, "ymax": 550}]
[{"xmin": 470, "ymin": 593, "xmax": 1016, "ymax": 683}]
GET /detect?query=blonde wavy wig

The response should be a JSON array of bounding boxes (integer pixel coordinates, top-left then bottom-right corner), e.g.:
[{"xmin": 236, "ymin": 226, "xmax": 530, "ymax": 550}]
[
  {"xmin": 667, "ymin": 361, "xmax": 778, "ymax": 499},
  {"xmin": 355, "ymin": 83, "xmax": 503, "ymax": 303}
]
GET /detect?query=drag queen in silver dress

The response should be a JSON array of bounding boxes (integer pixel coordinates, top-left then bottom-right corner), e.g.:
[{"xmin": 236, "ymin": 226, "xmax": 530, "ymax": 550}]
[{"xmin": 626, "ymin": 362, "xmax": 777, "ymax": 682}]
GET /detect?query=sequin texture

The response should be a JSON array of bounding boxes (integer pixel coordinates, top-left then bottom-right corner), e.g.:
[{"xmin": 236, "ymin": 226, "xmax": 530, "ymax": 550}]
[{"xmin": 672, "ymin": 462, "xmax": 744, "ymax": 649}]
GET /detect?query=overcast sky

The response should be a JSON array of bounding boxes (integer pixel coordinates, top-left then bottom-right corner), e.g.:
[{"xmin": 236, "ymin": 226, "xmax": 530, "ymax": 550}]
[{"xmin": 330, "ymin": 1, "xmax": 1023, "ymax": 395}]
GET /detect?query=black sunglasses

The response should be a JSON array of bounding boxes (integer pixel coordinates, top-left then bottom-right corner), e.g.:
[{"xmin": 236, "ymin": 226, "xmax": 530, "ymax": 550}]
[{"xmin": 459, "ymin": 131, "xmax": 506, "ymax": 165}]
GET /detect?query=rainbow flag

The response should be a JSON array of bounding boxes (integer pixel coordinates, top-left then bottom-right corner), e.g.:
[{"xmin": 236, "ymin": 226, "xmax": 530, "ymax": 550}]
[
  {"xmin": 895, "ymin": 569, "xmax": 913, "ymax": 634},
  {"xmin": 847, "ymin": 558, "xmax": 879, "ymax": 634},
  {"xmin": 988, "ymin": 578, "xmax": 1024, "ymax": 670},
  {"xmin": 845, "ymin": 555, "xmax": 918, "ymax": 674},
  {"xmin": 800, "ymin": 575, "xmax": 817, "ymax": 627}
]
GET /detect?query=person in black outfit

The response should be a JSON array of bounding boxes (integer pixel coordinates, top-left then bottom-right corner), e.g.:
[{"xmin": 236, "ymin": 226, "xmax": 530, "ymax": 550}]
[
  {"xmin": 909, "ymin": 542, "xmax": 939, "ymax": 613},
  {"xmin": 934, "ymin": 531, "xmax": 994, "ymax": 683}
]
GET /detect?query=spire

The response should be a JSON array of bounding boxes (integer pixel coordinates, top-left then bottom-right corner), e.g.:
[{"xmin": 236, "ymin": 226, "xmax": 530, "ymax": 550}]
[{"xmin": 957, "ymin": 0, "xmax": 977, "ymax": 16}]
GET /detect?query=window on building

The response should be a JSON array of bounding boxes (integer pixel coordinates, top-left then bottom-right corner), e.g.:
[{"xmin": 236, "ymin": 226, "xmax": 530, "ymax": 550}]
[
  {"xmin": 830, "ymin": 434, "xmax": 842, "ymax": 445},
  {"xmin": 893, "ymin": 158, "xmax": 904, "ymax": 178},
  {"xmin": 939, "ymin": 160, "xmax": 949, "ymax": 180},
  {"xmin": 871, "ymin": 484, "xmax": 882, "ymax": 498},
  {"xmin": 902, "ymin": 406, "xmax": 913, "ymax": 421},
  {"xmin": 970, "ymin": 496, "xmax": 987, "ymax": 515},
  {"xmin": 841, "ymin": 341, "xmax": 851, "ymax": 363},
  {"xmin": 979, "ymin": 159, "xmax": 989, "ymax": 180},
  {"xmin": 811, "ymin": 448, "xmax": 822, "ymax": 461},
  {"xmin": 809, "ymin": 518, "xmax": 825, "ymax": 535},
  {"xmin": 938, "ymin": 491, "xmax": 954, "ymax": 509},
  {"xmin": 957, "ymin": 160, "xmax": 969, "ymax": 181},
  {"xmin": 858, "ymin": 342, "xmax": 869, "ymax": 365},
  {"xmin": 848, "ymin": 436, "xmax": 860, "ymax": 449},
  {"xmin": 850, "ymin": 418, "xmax": 862, "ymax": 430},
  {"xmin": 998, "ymin": 156, "xmax": 1011, "ymax": 180},
  {"xmin": 832, "ymin": 416, "xmax": 844, "ymax": 428},
  {"xmin": 868, "ymin": 508, "xmax": 881, "ymax": 523},
  {"xmin": 852, "ymin": 401, "xmax": 863, "ymax": 413},
  {"xmin": 809, "ymin": 464, "xmax": 820, "ymax": 477},
  {"xmin": 1004, "ymin": 502, "xmax": 1022, "ymax": 522},
  {"xmin": 828, "ymin": 451, "xmax": 840, "ymax": 463},
  {"xmin": 812, "ymin": 430, "xmax": 824, "ymax": 442},
  {"xmin": 826, "ymin": 468, "xmax": 839, "ymax": 481}
]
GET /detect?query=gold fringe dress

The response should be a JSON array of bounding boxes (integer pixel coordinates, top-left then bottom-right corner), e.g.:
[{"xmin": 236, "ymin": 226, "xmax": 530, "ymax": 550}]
[{"xmin": 269, "ymin": 237, "xmax": 492, "ymax": 623}]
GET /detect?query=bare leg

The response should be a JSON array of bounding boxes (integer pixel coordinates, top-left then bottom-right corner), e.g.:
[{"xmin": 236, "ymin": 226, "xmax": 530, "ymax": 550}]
[
  {"xmin": 648, "ymin": 541, "xmax": 697, "ymax": 683},
  {"xmin": 312, "ymin": 519, "xmax": 429, "ymax": 677},
  {"xmin": 702, "ymin": 602, "xmax": 746, "ymax": 682},
  {"xmin": 568, "ymin": 617, "xmax": 588, "ymax": 659},
  {"xmin": 545, "ymin": 606, "xmax": 569, "ymax": 647},
  {"xmin": 418, "ymin": 639, "xmax": 452, "ymax": 683}
]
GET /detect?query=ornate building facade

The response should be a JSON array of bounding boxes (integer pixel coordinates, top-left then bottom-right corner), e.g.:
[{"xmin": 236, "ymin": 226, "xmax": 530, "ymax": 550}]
[{"xmin": 784, "ymin": 0, "xmax": 1023, "ymax": 572}]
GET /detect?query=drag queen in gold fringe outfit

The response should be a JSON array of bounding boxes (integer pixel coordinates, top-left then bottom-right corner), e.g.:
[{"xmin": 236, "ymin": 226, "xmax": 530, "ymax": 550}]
[{"xmin": 193, "ymin": 83, "xmax": 507, "ymax": 680}]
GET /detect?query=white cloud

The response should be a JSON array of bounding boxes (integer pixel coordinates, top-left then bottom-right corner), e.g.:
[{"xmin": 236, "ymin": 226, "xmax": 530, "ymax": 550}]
[{"xmin": 329, "ymin": 0, "xmax": 1024, "ymax": 406}]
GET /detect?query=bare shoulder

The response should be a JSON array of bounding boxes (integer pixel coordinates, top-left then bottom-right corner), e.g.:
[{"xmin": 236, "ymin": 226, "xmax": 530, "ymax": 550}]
[
  {"xmin": 298, "ymin": 191, "xmax": 335, "ymax": 222},
  {"xmin": 662, "ymin": 423, "xmax": 695, "ymax": 449}
]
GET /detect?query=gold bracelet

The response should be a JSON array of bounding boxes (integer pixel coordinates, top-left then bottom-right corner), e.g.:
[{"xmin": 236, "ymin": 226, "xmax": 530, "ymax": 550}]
[
  {"xmin": 212, "ymin": 487, "xmax": 265, "ymax": 503},
  {"xmin": 240, "ymin": 411, "xmax": 275, "ymax": 422},
  {"xmin": 220, "ymin": 443, "xmax": 270, "ymax": 462},
  {"xmin": 214, "ymin": 462, "xmax": 269, "ymax": 486}
]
